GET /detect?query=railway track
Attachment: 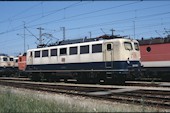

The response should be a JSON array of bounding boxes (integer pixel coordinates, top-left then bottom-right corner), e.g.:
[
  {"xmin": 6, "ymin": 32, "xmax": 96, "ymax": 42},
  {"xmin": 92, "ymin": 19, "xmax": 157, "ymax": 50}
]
[
  {"xmin": 125, "ymin": 81, "xmax": 170, "ymax": 88},
  {"xmin": 0, "ymin": 79, "xmax": 169, "ymax": 109},
  {"xmin": 0, "ymin": 77, "xmax": 169, "ymax": 88}
]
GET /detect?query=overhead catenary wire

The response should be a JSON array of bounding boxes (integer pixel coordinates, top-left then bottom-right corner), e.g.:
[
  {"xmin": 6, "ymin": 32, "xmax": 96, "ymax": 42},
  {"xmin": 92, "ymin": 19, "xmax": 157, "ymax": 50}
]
[
  {"xmin": 7, "ymin": 1, "xmax": 90, "ymax": 24},
  {"xmin": 0, "ymin": 1, "xmax": 170, "ymax": 55},
  {"xmin": 26, "ymin": 1, "xmax": 140, "ymax": 28},
  {"xmin": 1, "ymin": 2, "xmax": 169, "ymax": 35},
  {"xmin": 1, "ymin": 12, "xmax": 170, "ymax": 47},
  {"xmin": 24, "ymin": 2, "xmax": 170, "ymax": 29},
  {"xmin": 66, "ymin": 11, "xmax": 170, "ymax": 31},
  {"xmin": 0, "ymin": 2, "xmax": 86, "ymax": 35},
  {"xmin": 1, "ymin": 10, "xmax": 170, "ymax": 38},
  {"xmin": 0, "ymin": 2, "xmax": 42, "ymax": 24},
  {"xmin": 0, "ymin": 1, "xmax": 165, "ymax": 36},
  {"xmin": 0, "ymin": 1, "xmax": 140, "ymax": 35}
]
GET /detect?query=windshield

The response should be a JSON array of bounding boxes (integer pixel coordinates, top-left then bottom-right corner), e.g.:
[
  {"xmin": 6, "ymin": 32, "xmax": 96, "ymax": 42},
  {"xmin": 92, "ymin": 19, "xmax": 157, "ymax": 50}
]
[
  {"xmin": 134, "ymin": 42, "xmax": 139, "ymax": 51},
  {"xmin": 10, "ymin": 58, "xmax": 14, "ymax": 61},
  {"xmin": 3, "ymin": 57, "xmax": 8, "ymax": 61},
  {"xmin": 124, "ymin": 42, "xmax": 133, "ymax": 50}
]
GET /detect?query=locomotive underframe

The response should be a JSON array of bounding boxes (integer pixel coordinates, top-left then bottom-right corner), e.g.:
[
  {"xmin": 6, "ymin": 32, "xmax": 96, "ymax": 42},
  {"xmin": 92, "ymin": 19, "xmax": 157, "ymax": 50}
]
[
  {"xmin": 0, "ymin": 67, "xmax": 18, "ymax": 77},
  {"xmin": 140, "ymin": 67, "xmax": 170, "ymax": 81},
  {"xmin": 28, "ymin": 70, "xmax": 127, "ymax": 85}
]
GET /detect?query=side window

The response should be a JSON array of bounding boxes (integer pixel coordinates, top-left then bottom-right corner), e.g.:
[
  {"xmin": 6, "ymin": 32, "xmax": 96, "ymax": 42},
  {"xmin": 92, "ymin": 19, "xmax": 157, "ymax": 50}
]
[
  {"xmin": 134, "ymin": 43, "xmax": 139, "ymax": 51},
  {"xmin": 10, "ymin": 58, "xmax": 14, "ymax": 61},
  {"xmin": 80, "ymin": 45, "xmax": 89, "ymax": 54},
  {"xmin": 92, "ymin": 44, "xmax": 102, "ymax": 53},
  {"xmin": 15, "ymin": 59, "xmax": 18, "ymax": 63},
  {"xmin": 70, "ymin": 46, "xmax": 77, "ymax": 55},
  {"xmin": 3, "ymin": 57, "xmax": 8, "ymax": 61},
  {"xmin": 42, "ymin": 50, "xmax": 48, "ymax": 57},
  {"xmin": 146, "ymin": 47, "xmax": 151, "ymax": 52},
  {"xmin": 124, "ymin": 42, "xmax": 133, "ymax": 50},
  {"xmin": 35, "ymin": 51, "xmax": 40, "ymax": 58},
  {"xmin": 107, "ymin": 44, "xmax": 112, "ymax": 51},
  {"xmin": 51, "ymin": 49, "xmax": 57, "ymax": 56},
  {"xmin": 60, "ymin": 48, "xmax": 67, "ymax": 55}
]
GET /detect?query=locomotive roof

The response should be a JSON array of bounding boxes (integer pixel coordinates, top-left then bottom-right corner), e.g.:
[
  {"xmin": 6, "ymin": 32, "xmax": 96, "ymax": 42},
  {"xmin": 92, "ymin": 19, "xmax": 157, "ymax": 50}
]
[
  {"xmin": 138, "ymin": 35, "xmax": 170, "ymax": 45},
  {"xmin": 37, "ymin": 35, "xmax": 125, "ymax": 48},
  {"xmin": 28, "ymin": 36, "xmax": 135, "ymax": 52},
  {"xmin": 0, "ymin": 53, "xmax": 8, "ymax": 56}
]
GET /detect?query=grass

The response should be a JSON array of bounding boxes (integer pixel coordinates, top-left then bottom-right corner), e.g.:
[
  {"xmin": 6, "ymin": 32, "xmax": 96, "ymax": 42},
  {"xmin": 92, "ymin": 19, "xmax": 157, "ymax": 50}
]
[
  {"xmin": 0, "ymin": 86, "xmax": 165, "ymax": 112},
  {"xmin": 0, "ymin": 90, "xmax": 88, "ymax": 112}
]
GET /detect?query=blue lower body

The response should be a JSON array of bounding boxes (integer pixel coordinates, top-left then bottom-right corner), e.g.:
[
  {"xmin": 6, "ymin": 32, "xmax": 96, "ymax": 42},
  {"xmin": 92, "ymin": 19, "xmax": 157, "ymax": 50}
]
[
  {"xmin": 26, "ymin": 61, "xmax": 141, "ymax": 73},
  {"xmin": 26, "ymin": 61, "xmax": 141, "ymax": 84},
  {"xmin": 0, "ymin": 67, "xmax": 17, "ymax": 71},
  {"xmin": 0, "ymin": 67, "xmax": 18, "ymax": 76}
]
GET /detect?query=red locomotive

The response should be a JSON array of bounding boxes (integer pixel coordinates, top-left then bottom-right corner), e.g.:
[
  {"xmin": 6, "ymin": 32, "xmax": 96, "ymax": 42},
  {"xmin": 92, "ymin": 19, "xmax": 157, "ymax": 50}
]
[
  {"xmin": 138, "ymin": 35, "xmax": 170, "ymax": 81},
  {"xmin": 18, "ymin": 53, "xmax": 27, "ymax": 71}
]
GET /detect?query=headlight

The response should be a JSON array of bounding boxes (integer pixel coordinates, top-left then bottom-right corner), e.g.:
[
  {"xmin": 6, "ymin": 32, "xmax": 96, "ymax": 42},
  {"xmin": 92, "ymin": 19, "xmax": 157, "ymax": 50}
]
[{"xmin": 127, "ymin": 58, "xmax": 130, "ymax": 64}]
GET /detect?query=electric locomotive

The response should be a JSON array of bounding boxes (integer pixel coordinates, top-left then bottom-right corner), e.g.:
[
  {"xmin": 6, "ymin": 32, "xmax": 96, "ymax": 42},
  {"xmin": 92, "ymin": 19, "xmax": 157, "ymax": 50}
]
[
  {"xmin": 0, "ymin": 54, "xmax": 17, "ymax": 76},
  {"xmin": 139, "ymin": 35, "xmax": 170, "ymax": 81},
  {"xmin": 25, "ymin": 35, "xmax": 141, "ymax": 84}
]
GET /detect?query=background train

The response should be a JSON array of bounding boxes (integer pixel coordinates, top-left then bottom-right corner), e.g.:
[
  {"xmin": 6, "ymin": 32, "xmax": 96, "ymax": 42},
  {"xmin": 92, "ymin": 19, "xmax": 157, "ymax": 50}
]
[
  {"xmin": 0, "ymin": 53, "xmax": 18, "ymax": 76},
  {"xmin": 138, "ymin": 35, "xmax": 170, "ymax": 81},
  {"xmin": 0, "ymin": 35, "xmax": 141, "ymax": 84}
]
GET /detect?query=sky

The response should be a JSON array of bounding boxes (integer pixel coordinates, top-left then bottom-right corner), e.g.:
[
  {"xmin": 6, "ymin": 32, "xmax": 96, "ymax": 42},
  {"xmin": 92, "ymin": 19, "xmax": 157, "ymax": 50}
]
[{"xmin": 0, "ymin": 1, "xmax": 170, "ymax": 56}]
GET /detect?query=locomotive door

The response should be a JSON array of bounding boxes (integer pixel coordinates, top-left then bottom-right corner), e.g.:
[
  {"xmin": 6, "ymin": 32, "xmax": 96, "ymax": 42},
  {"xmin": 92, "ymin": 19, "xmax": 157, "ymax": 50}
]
[
  {"xmin": 104, "ymin": 43, "xmax": 113, "ymax": 68},
  {"xmin": 28, "ymin": 51, "xmax": 33, "ymax": 65}
]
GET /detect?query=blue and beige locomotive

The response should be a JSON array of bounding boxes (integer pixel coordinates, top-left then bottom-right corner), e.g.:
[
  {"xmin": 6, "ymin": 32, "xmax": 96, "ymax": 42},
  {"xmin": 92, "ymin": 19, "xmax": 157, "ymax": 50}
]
[{"xmin": 25, "ymin": 35, "xmax": 141, "ymax": 84}]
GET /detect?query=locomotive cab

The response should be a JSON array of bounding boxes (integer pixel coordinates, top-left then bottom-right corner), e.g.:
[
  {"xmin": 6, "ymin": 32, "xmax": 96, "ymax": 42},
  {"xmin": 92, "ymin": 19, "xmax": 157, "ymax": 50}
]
[
  {"xmin": 0, "ymin": 56, "xmax": 8, "ymax": 67},
  {"xmin": 18, "ymin": 53, "xmax": 27, "ymax": 71},
  {"xmin": 124, "ymin": 40, "xmax": 141, "ymax": 79},
  {"xmin": 0, "ymin": 54, "xmax": 16, "ymax": 77},
  {"xmin": 103, "ymin": 39, "xmax": 141, "ymax": 68}
]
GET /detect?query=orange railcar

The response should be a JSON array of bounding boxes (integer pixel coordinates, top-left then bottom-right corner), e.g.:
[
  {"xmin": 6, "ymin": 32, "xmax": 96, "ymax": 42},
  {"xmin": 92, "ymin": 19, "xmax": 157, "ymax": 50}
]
[{"xmin": 18, "ymin": 53, "xmax": 27, "ymax": 71}]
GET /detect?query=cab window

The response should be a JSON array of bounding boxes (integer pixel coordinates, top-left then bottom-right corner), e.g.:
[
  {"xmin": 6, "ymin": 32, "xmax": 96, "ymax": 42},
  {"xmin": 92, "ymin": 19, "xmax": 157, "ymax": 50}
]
[
  {"xmin": 107, "ymin": 44, "xmax": 112, "ymax": 51},
  {"xmin": 30, "ymin": 52, "xmax": 33, "ymax": 57},
  {"xmin": 124, "ymin": 42, "xmax": 133, "ymax": 50},
  {"xmin": 10, "ymin": 58, "xmax": 14, "ymax": 61},
  {"xmin": 3, "ymin": 57, "xmax": 8, "ymax": 61},
  {"xmin": 134, "ymin": 43, "xmax": 139, "ymax": 51},
  {"xmin": 15, "ymin": 59, "xmax": 18, "ymax": 63}
]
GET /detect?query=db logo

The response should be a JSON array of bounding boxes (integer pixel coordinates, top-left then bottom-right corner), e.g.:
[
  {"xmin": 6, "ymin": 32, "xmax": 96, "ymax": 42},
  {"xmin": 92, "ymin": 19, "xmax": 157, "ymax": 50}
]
[{"xmin": 132, "ymin": 52, "xmax": 137, "ymax": 58}]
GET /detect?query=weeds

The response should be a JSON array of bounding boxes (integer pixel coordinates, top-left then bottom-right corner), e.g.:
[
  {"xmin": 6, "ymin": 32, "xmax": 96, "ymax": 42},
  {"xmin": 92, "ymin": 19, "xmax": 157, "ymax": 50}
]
[{"xmin": 0, "ymin": 87, "xmax": 165, "ymax": 112}]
